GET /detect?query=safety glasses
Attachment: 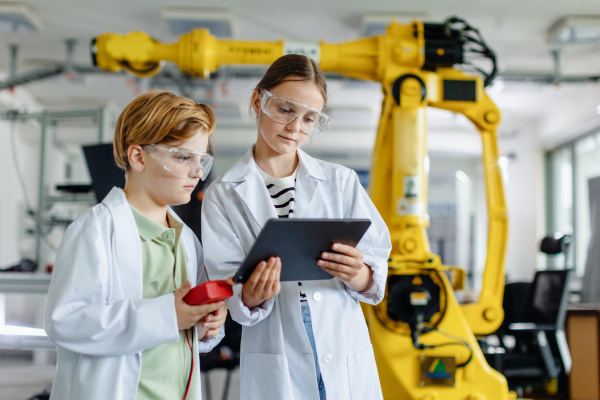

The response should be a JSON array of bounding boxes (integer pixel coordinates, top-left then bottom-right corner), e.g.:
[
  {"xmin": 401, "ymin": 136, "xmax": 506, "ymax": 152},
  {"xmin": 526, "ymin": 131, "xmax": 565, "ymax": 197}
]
[
  {"xmin": 143, "ymin": 144, "xmax": 214, "ymax": 181},
  {"xmin": 260, "ymin": 90, "xmax": 329, "ymax": 135}
]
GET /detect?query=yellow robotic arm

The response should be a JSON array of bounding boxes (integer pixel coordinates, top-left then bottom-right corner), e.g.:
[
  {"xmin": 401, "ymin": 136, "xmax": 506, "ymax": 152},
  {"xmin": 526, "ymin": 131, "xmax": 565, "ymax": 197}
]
[
  {"xmin": 92, "ymin": 19, "xmax": 509, "ymax": 400},
  {"xmin": 92, "ymin": 30, "xmax": 284, "ymax": 77}
]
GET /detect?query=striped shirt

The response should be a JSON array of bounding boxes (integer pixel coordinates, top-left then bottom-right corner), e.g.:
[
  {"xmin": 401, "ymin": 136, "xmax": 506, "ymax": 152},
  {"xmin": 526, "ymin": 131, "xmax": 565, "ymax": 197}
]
[
  {"xmin": 256, "ymin": 165, "xmax": 307, "ymax": 303},
  {"xmin": 256, "ymin": 165, "xmax": 297, "ymax": 219}
]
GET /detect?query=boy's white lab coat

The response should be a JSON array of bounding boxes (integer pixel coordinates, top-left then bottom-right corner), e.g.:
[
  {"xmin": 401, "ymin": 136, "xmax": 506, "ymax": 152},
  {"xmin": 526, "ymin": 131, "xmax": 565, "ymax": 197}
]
[
  {"xmin": 202, "ymin": 147, "xmax": 392, "ymax": 400},
  {"xmin": 44, "ymin": 187, "xmax": 223, "ymax": 400}
]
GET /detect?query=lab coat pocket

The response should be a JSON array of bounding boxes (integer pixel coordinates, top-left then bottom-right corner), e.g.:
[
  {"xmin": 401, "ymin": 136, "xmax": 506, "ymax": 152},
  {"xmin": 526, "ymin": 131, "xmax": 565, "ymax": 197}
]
[
  {"xmin": 241, "ymin": 353, "xmax": 293, "ymax": 400},
  {"xmin": 347, "ymin": 344, "xmax": 384, "ymax": 400}
]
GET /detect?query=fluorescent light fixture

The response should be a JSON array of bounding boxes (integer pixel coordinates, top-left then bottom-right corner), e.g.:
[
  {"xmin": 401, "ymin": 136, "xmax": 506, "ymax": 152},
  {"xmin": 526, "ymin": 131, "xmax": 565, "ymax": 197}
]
[
  {"xmin": 498, "ymin": 156, "xmax": 509, "ymax": 169},
  {"xmin": 162, "ymin": 7, "xmax": 234, "ymax": 38},
  {"xmin": 361, "ymin": 13, "xmax": 428, "ymax": 37},
  {"xmin": 0, "ymin": 324, "xmax": 46, "ymax": 337},
  {"xmin": 325, "ymin": 105, "xmax": 374, "ymax": 122},
  {"xmin": 210, "ymin": 102, "xmax": 243, "ymax": 121},
  {"xmin": 455, "ymin": 170, "xmax": 471, "ymax": 183},
  {"xmin": 596, "ymin": 105, "xmax": 600, "ymax": 114},
  {"xmin": 486, "ymin": 79, "xmax": 504, "ymax": 96},
  {"xmin": 548, "ymin": 16, "xmax": 600, "ymax": 45},
  {"xmin": 498, "ymin": 156, "xmax": 509, "ymax": 184},
  {"xmin": 0, "ymin": 2, "xmax": 44, "ymax": 33}
]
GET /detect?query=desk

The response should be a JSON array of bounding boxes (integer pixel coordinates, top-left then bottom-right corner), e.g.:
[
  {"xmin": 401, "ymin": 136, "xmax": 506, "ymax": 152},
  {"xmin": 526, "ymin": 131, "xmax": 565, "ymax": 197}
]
[
  {"xmin": 0, "ymin": 273, "xmax": 51, "ymax": 294},
  {"xmin": 0, "ymin": 272, "xmax": 53, "ymax": 351},
  {"xmin": 567, "ymin": 305, "xmax": 600, "ymax": 400}
]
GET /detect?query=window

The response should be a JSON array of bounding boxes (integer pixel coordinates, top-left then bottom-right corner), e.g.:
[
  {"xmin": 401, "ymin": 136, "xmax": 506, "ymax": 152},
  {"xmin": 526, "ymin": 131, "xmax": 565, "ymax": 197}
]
[
  {"xmin": 547, "ymin": 130, "xmax": 600, "ymax": 276},
  {"xmin": 574, "ymin": 132, "xmax": 600, "ymax": 276},
  {"xmin": 548, "ymin": 147, "xmax": 573, "ymax": 269}
]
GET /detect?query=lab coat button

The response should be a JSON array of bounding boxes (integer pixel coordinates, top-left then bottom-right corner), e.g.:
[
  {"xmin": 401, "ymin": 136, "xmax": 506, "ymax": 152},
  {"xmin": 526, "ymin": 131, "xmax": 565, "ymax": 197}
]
[
  {"xmin": 324, "ymin": 354, "xmax": 333, "ymax": 363},
  {"xmin": 313, "ymin": 292, "xmax": 322, "ymax": 301}
]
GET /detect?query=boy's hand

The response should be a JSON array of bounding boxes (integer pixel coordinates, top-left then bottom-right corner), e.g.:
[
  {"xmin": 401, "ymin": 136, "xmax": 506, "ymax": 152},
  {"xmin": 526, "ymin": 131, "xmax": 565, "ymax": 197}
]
[
  {"xmin": 198, "ymin": 277, "xmax": 235, "ymax": 339},
  {"xmin": 318, "ymin": 244, "xmax": 374, "ymax": 292},
  {"xmin": 197, "ymin": 301, "xmax": 228, "ymax": 338},
  {"xmin": 241, "ymin": 257, "xmax": 281, "ymax": 309},
  {"xmin": 174, "ymin": 281, "xmax": 225, "ymax": 330}
]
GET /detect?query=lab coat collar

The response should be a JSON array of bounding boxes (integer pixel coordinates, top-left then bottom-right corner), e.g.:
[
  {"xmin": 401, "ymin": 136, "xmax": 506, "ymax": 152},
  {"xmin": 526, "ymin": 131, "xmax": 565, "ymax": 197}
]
[
  {"xmin": 102, "ymin": 188, "xmax": 144, "ymax": 298},
  {"xmin": 101, "ymin": 187, "xmax": 198, "ymax": 292},
  {"xmin": 222, "ymin": 146, "xmax": 326, "ymax": 232},
  {"xmin": 294, "ymin": 149, "xmax": 325, "ymax": 218},
  {"xmin": 221, "ymin": 146, "xmax": 326, "ymax": 183},
  {"xmin": 224, "ymin": 148, "xmax": 278, "ymax": 235},
  {"xmin": 297, "ymin": 147, "xmax": 326, "ymax": 182}
]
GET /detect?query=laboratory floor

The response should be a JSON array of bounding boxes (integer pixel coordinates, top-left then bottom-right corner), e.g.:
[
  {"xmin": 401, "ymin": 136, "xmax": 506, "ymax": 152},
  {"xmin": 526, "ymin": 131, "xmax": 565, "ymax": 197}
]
[
  {"xmin": 0, "ymin": 357, "xmax": 54, "ymax": 400},
  {"xmin": 0, "ymin": 354, "xmax": 241, "ymax": 400}
]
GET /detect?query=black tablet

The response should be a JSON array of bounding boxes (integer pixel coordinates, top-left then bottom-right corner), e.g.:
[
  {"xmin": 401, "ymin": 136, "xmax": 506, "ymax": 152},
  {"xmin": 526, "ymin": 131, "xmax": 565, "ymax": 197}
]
[{"xmin": 233, "ymin": 219, "xmax": 372, "ymax": 284}]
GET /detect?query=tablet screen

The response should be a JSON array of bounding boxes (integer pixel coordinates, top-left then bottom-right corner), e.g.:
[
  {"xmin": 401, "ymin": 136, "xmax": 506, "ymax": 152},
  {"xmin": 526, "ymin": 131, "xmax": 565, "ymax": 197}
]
[{"xmin": 233, "ymin": 219, "xmax": 371, "ymax": 284}]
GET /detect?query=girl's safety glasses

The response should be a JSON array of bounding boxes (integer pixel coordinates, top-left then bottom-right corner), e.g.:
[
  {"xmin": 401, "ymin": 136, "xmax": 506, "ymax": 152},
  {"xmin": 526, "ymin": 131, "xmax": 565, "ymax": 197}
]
[
  {"xmin": 260, "ymin": 90, "xmax": 329, "ymax": 135},
  {"xmin": 143, "ymin": 144, "xmax": 214, "ymax": 181}
]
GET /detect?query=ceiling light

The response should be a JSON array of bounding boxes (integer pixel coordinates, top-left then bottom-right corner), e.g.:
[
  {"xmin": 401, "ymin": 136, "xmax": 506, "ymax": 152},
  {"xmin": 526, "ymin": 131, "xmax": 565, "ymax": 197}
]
[
  {"xmin": 548, "ymin": 16, "xmax": 600, "ymax": 45},
  {"xmin": 0, "ymin": 2, "xmax": 44, "ymax": 33},
  {"xmin": 161, "ymin": 7, "xmax": 234, "ymax": 38}
]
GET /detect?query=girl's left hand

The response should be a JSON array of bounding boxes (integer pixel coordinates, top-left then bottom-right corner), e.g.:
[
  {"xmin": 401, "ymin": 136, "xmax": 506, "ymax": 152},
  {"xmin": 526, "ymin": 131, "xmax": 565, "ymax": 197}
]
[
  {"xmin": 197, "ymin": 301, "xmax": 228, "ymax": 339},
  {"xmin": 318, "ymin": 244, "xmax": 374, "ymax": 292}
]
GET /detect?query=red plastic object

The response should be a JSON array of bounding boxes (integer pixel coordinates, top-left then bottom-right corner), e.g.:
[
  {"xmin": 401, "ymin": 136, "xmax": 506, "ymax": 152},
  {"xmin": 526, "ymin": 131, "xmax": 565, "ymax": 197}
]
[{"xmin": 183, "ymin": 280, "xmax": 233, "ymax": 305}]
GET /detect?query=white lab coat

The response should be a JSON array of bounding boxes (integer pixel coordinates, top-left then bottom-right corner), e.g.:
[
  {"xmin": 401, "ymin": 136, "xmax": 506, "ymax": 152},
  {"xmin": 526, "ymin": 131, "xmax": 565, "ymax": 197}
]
[
  {"xmin": 44, "ymin": 187, "xmax": 223, "ymax": 400},
  {"xmin": 202, "ymin": 147, "xmax": 392, "ymax": 400}
]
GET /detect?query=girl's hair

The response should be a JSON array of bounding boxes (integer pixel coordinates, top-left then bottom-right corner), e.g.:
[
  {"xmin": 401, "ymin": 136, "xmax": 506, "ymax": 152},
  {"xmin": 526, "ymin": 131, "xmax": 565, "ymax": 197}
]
[
  {"xmin": 113, "ymin": 91, "xmax": 216, "ymax": 170},
  {"xmin": 254, "ymin": 54, "xmax": 329, "ymax": 109}
]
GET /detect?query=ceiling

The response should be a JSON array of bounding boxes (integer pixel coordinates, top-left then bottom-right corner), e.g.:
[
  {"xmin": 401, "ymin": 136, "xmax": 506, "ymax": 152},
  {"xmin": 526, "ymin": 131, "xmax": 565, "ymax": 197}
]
[
  {"xmin": 2, "ymin": 0, "xmax": 600, "ymax": 153},
  {"xmin": 1, "ymin": 0, "xmax": 599, "ymax": 74}
]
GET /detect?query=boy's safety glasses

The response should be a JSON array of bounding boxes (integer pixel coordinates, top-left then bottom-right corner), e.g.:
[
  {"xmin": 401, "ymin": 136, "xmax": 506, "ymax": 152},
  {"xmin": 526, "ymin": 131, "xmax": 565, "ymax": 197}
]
[
  {"xmin": 143, "ymin": 144, "xmax": 213, "ymax": 181},
  {"xmin": 260, "ymin": 90, "xmax": 329, "ymax": 135}
]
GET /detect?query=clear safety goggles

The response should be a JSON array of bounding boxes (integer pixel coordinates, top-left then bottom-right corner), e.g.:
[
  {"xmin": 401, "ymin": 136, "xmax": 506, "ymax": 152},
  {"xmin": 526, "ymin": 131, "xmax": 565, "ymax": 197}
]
[
  {"xmin": 143, "ymin": 144, "xmax": 213, "ymax": 181},
  {"xmin": 260, "ymin": 90, "xmax": 329, "ymax": 135}
]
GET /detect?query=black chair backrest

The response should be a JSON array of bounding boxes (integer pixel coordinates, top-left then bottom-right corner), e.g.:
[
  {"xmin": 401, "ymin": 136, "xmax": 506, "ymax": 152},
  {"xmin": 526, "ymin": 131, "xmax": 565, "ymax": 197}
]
[
  {"xmin": 499, "ymin": 282, "xmax": 531, "ymax": 334},
  {"xmin": 82, "ymin": 143, "xmax": 125, "ymax": 203},
  {"xmin": 522, "ymin": 269, "xmax": 571, "ymax": 328}
]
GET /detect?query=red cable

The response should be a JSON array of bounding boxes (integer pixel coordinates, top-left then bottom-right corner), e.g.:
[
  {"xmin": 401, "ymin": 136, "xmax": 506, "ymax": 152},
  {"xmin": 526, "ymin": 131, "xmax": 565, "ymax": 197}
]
[{"xmin": 184, "ymin": 329, "xmax": 194, "ymax": 400}]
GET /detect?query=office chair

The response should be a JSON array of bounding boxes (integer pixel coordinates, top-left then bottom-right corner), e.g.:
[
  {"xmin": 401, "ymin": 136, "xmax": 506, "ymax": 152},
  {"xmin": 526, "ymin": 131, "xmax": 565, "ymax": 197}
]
[{"xmin": 488, "ymin": 269, "xmax": 572, "ymax": 391}]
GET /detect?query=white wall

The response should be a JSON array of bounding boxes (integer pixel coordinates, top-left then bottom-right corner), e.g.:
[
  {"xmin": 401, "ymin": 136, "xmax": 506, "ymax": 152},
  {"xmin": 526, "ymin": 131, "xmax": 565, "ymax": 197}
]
[{"xmin": 497, "ymin": 118, "xmax": 545, "ymax": 282}]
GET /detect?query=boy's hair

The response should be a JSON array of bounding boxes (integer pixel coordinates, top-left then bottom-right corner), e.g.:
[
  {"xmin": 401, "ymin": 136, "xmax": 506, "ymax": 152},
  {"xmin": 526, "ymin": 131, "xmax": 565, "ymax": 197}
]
[{"xmin": 113, "ymin": 91, "xmax": 216, "ymax": 170}]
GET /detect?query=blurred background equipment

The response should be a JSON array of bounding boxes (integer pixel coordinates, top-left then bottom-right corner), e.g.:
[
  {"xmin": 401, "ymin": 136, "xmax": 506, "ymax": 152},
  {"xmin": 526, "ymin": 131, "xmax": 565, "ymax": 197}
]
[{"xmin": 82, "ymin": 143, "xmax": 125, "ymax": 203}]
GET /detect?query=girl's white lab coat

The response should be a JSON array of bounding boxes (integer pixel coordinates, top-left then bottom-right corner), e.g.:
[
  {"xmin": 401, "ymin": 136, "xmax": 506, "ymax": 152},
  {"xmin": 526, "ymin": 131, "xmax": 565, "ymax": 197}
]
[
  {"xmin": 44, "ymin": 187, "xmax": 223, "ymax": 400},
  {"xmin": 202, "ymin": 147, "xmax": 392, "ymax": 400}
]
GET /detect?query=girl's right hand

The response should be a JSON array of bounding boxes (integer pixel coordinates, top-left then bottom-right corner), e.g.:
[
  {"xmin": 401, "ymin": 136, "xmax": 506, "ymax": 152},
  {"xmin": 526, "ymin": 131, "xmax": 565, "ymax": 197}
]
[
  {"xmin": 241, "ymin": 257, "xmax": 281, "ymax": 309},
  {"xmin": 174, "ymin": 281, "xmax": 225, "ymax": 330}
]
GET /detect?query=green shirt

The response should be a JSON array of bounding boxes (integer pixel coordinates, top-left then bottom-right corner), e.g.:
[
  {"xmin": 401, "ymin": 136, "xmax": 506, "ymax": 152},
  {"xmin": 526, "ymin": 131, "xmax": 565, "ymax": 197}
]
[{"xmin": 130, "ymin": 204, "xmax": 198, "ymax": 400}]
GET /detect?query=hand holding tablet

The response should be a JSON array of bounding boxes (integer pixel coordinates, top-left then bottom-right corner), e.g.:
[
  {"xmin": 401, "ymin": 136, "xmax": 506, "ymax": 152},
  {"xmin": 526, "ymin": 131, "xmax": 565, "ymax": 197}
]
[
  {"xmin": 233, "ymin": 219, "xmax": 371, "ymax": 284},
  {"xmin": 319, "ymin": 243, "xmax": 375, "ymax": 293},
  {"xmin": 240, "ymin": 256, "xmax": 282, "ymax": 309}
]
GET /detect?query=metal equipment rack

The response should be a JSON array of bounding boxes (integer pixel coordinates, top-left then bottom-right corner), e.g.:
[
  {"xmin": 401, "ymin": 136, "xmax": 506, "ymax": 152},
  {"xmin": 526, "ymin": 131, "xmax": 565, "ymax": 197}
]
[{"xmin": 0, "ymin": 107, "xmax": 112, "ymax": 353}]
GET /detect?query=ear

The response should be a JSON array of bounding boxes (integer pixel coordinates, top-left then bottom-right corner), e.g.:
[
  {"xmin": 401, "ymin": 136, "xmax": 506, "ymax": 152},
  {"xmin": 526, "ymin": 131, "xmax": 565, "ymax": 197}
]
[
  {"xmin": 127, "ymin": 145, "xmax": 145, "ymax": 172},
  {"xmin": 251, "ymin": 90, "xmax": 261, "ymax": 115}
]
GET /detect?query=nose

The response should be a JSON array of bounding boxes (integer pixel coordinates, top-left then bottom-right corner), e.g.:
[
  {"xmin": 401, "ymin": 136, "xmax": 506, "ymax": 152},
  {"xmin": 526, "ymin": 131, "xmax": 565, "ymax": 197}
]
[
  {"xmin": 286, "ymin": 116, "xmax": 301, "ymax": 133},
  {"xmin": 189, "ymin": 166, "xmax": 203, "ymax": 179}
]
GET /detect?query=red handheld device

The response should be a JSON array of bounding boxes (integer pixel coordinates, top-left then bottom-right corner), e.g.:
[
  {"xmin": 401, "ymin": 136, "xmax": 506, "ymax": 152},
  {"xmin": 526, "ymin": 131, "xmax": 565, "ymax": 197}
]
[{"xmin": 183, "ymin": 280, "xmax": 233, "ymax": 305}]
